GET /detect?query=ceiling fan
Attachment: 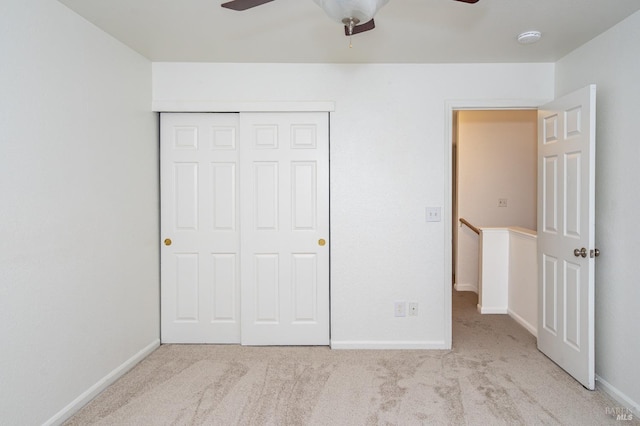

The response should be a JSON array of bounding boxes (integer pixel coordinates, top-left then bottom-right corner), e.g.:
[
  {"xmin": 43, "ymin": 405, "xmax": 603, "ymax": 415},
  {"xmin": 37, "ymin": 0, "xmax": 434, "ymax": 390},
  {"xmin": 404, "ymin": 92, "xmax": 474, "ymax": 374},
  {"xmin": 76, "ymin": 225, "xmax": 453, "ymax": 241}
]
[{"xmin": 221, "ymin": 0, "xmax": 480, "ymax": 37}]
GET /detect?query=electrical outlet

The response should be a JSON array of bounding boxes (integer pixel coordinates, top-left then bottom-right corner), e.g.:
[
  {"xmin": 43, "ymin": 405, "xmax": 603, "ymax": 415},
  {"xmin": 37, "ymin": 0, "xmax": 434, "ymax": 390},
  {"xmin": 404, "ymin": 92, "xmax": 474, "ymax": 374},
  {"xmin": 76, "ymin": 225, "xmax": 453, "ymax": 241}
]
[
  {"xmin": 498, "ymin": 198, "xmax": 508, "ymax": 207},
  {"xmin": 394, "ymin": 301, "xmax": 406, "ymax": 317},
  {"xmin": 408, "ymin": 302, "xmax": 419, "ymax": 316}
]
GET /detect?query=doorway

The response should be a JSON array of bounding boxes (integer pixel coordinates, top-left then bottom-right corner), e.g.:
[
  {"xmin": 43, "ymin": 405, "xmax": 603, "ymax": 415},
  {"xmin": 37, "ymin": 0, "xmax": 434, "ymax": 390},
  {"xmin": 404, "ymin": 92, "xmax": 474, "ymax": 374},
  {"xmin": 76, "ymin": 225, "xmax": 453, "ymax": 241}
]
[
  {"xmin": 454, "ymin": 109, "xmax": 538, "ymax": 293},
  {"xmin": 445, "ymin": 102, "xmax": 540, "ymax": 347}
]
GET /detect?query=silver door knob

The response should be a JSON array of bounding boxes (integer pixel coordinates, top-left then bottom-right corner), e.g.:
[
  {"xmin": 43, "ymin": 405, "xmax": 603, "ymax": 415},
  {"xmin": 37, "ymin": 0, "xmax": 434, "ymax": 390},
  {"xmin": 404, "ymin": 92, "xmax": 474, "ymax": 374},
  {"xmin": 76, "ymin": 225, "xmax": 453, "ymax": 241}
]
[
  {"xmin": 574, "ymin": 247, "xmax": 587, "ymax": 258},
  {"xmin": 590, "ymin": 248, "xmax": 600, "ymax": 258}
]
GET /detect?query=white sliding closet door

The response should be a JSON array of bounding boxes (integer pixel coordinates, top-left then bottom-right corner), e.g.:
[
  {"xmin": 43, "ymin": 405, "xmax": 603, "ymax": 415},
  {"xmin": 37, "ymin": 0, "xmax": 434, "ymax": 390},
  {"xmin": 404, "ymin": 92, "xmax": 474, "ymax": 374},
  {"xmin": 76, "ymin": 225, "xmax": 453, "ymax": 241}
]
[
  {"xmin": 240, "ymin": 112, "xmax": 329, "ymax": 345},
  {"xmin": 161, "ymin": 112, "xmax": 329, "ymax": 345},
  {"xmin": 161, "ymin": 113, "xmax": 241, "ymax": 343}
]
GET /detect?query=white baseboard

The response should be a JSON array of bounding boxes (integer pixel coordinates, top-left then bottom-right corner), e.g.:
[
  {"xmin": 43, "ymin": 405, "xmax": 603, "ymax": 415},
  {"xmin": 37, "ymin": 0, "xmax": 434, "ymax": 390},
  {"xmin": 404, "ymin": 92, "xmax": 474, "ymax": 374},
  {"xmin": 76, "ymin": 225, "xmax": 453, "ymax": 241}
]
[
  {"xmin": 454, "ymin": 283, "xmax": 477, "ymax": 293},
  {"xmin": 596, "ymin": 374, "xmax": 640, "ymax": 415},
  {"xmin": 507, "ymin": 309, "xmax": 537, "ymax": 337},
  {"xmin": 44, "ymin": 339, "xmax": 160, "ymax": 426},
  {"xmin": 477, "ymin": 304, "xmax": 508, "ymax": 314},
  {"xmin": 331, "ymin": 340, "xmax": 447, "ymax": 350}
]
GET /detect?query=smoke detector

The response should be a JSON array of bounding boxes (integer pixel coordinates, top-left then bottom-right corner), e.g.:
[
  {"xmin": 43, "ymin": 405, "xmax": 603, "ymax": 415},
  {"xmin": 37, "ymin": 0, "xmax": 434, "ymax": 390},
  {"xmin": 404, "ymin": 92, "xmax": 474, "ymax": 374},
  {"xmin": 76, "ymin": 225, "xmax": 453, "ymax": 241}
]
[{"xmin": 517, "ymin": 31, "xmax": 542, "ymax": 44}]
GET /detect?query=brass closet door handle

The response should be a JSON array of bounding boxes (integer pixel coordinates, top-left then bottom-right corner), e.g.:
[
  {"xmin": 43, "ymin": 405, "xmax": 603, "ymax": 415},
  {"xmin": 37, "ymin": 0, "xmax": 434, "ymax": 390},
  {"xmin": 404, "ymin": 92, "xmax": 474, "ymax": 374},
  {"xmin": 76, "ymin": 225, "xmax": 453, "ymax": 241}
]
[
  {"xmin": 164, "ymin": 238, "xmax": 172, "ymax": 246},
  {"xmin": 318, "ymin": 239, "xmax": 326, "ymax": 246}
]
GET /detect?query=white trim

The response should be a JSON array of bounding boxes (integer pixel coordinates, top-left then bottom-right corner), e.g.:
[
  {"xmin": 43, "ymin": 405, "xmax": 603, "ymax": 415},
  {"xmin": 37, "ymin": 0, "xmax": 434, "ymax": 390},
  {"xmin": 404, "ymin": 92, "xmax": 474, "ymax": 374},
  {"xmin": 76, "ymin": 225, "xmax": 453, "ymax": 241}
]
[
  {"xmin": 445, "ymin": 99, "xmax": 549, "ymax": 111},
  {"xmin": 152, "ymin": 100, "xmax": 336, "ymax": 113},
  {"xmin": 331, "ymin": 340, "xmax": 447, "ymax": 350},
  {"xmin": 477, "ymin": 305, "xmax": 508, "ymax": 314},
  {"xmin": 596, "ymin": 374, "xmax": 640, "ymax": 415},
  {"xmin": 444, "ymin": 97, "xmax": 551, "ymax": 351},
  {"xmin": 43, "ymin": 339, "xmax": 160, "ymax": 426},
  {"xmin": 453, "ymin": 283, "xmax": 477, "ymax": 293},
  {"xmin": 508, "ymin": 309, "xmax": 538, "ymax": 337}
]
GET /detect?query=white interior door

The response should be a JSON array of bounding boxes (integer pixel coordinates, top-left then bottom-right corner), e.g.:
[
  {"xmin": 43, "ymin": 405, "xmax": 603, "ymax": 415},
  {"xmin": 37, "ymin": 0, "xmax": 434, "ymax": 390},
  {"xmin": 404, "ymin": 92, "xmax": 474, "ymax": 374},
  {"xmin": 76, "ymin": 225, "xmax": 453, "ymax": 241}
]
[
  {"xmin": 537, "ymin": 85, "xmax": 596, "ymax": 389},
  {"xmin": 161, "ymin": 113, "xmax": 241, "ymax": 343},
  {"xmin": 240, "ymin": 112, "xmax": 330, "ymax": 345}
]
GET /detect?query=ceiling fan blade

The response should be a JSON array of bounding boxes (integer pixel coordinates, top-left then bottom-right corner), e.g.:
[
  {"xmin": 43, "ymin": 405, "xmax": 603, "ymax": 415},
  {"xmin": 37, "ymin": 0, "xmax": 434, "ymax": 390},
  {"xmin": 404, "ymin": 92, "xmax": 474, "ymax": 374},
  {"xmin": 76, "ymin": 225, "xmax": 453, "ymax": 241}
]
[
  {"xmin": 221, "ymin": 0, "xmax": 275, "ymax": 11},
  {"xmin": 344, "ymin": 19, "xmax": 375, "ymax": 36},
  {"xmin": 453, "ymin": 0, "xmax": 480, "ymax": 3}
]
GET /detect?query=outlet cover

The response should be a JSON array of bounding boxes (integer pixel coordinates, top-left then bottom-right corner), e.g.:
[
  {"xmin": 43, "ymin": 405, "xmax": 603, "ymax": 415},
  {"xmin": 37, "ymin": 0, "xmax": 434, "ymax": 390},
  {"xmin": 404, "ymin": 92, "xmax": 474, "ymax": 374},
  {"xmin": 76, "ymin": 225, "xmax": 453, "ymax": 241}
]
[
  {"xmin": 394, "ymin": 301, "xmax": 406, "ymax": 317},
  {"xmin": 408, "ymin": 302, "xmax": 419, "ymax": 316},
  {"xmin": 498, "ymin": 198, "xmax": 508, "ymax": 207},
  {"xmin": 426, "ymin": 207, "xmax": 441, "ymax": 222}
]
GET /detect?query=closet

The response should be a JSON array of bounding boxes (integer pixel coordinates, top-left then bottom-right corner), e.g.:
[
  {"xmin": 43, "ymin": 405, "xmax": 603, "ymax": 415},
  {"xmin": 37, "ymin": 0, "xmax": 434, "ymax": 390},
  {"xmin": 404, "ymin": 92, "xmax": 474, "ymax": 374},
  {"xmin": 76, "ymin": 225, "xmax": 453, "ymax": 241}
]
[{"xmin": 160, "ymin": 112, "xmax": 329, "ymax": 345}]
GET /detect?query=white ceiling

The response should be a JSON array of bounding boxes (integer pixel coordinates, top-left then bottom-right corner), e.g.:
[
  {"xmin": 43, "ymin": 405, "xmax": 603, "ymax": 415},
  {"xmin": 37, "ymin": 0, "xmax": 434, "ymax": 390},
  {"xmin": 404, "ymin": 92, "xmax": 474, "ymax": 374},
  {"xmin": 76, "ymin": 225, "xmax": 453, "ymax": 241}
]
[{"xmin": 58, "ymin": 0, "xmax": 640, "ymax": 63}]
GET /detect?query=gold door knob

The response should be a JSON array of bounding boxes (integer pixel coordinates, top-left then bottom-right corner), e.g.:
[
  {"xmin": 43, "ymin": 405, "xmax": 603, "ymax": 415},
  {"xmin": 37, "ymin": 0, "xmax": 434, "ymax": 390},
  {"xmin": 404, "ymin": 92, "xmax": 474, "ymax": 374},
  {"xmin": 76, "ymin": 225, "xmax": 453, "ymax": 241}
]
[
  {"xmin": 164, "ymin": 238, "xmax": 172, "ymax": 246},
  {"xmin": 318, "ymin": 239, "xmax": 326, "ymax": 246}
]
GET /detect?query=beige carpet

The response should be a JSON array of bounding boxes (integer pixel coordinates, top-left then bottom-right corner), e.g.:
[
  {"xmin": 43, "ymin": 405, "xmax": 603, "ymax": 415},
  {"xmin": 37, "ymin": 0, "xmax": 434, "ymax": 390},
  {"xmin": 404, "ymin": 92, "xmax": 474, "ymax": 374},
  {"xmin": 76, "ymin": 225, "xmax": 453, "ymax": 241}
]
[{"xmin": 66, "ymin": 291, "xmax": 636, "ymax": 425}]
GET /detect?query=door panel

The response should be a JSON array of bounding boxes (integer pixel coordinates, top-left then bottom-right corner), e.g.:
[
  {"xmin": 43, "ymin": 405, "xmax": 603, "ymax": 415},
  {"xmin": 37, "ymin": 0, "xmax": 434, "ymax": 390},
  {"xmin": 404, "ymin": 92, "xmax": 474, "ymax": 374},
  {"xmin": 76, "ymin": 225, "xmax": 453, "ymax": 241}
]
[
  {"xmin": 292, "ymin": 162, "xmax": 318, "ymax": 230},
  {"xmin": 254, "ymin": 162, "xmax": 279, "ymax": 230},
  {"xmin": 211, "ymin": 253, "xmax": 237, "ymax": 321},
  {"xmin": 175, "ymin": 163, "xmax": 198, "ymax": 230},
  {"xmin": 542, "ymin": 156, "xmax": 558, "ymax": 233},
  {"xmin": 564, "ymin": 261, "xmax": 581, "ymax": 350},
  {"xmin": 537, "ymin": 85, "xmax": 596, "ymax": 390},
  {"xmin": 292, "ymin": 253, "xmax": 318, "ymax": 322},
  {"xmin": 564, "ymin": 152, "xmax": 581, "ymax": 237},
  {"xmin": 175, "ymin": 253, "xmax": 199, "ymax": 321},
  {"xmin": 542, "ymin": 254, "xmax": 558, "ymax": 333},
  {"xmin": 240, "ymin": 112, "xmax": 330, "ymax": 345},
  {"xmin": 211, "ymin": 163, "xmax": 236, "ymax": 230},
  {"xmin": 161, "ymin": 113, "xmax": 241, "ymax": 343}
]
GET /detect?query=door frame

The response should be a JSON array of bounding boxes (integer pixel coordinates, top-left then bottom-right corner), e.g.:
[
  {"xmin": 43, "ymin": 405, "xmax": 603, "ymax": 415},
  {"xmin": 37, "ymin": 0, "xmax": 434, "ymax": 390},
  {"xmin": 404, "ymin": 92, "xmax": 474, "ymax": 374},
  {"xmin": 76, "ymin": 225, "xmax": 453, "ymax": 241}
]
[{"xmin": 444, "ymin": 98, "xmax": 550, "ymax": 349}]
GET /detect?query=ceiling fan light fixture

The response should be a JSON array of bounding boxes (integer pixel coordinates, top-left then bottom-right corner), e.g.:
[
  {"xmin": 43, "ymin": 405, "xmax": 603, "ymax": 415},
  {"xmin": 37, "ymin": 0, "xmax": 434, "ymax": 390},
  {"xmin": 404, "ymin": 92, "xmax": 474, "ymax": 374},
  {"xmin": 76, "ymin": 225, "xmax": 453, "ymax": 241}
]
[
  {"xmin": 517, "ymin": 30, "xmax": 542, "ymax": 44},
  {"xmin": 312, "ymin": 0, "xmax": 390, "ymax": 25}
]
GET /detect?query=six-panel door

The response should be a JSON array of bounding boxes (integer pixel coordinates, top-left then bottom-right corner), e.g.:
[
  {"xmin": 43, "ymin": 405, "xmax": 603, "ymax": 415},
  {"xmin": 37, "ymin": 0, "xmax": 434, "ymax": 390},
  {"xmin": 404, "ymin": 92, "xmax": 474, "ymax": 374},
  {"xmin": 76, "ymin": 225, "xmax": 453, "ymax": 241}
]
[
  {"xmin": 161, "ymin": 113, "xmax": 242, "ymax": 343},
  {"xmin": 240, "ymin": 112, "xmax": 330, "ymax": 345},
  {"xmin": 537, "ymin": 85, "xmax": 596, "ymax": 390}
]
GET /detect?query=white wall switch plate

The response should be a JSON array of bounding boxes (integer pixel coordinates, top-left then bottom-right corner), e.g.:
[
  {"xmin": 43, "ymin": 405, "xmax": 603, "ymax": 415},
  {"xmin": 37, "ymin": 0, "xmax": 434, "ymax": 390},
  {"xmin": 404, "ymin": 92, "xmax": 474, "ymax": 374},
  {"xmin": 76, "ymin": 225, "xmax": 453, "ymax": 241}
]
[{"xmin": 426, "ymin": 207, "xmax": 441, "ymax": 222}]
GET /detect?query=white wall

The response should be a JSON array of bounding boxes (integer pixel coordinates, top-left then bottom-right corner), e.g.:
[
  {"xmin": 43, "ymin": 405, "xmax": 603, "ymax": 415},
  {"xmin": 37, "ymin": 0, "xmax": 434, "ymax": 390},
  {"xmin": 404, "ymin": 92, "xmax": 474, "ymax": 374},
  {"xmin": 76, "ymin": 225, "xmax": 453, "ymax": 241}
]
[
  {"xmin": 0, "ymin": 1, "xmax": 158, "ymax": 424},
  {"xmin": 153, "ymin": 62, "xmax": 554, "ymax": 348},
  {"xmin": 456, "ymin": 110, "xmax": 537, "ymax": 292},
  {"xmin": 476, "ymin": 227, "xmax": 537, "ymax": 333},
  {"xmin": 556, "ymin": 10, "xmax": 640, "ymax": 412},
  {"xmin": 507, "ymin": 228, "xmax": 537, "ymax": 336},
  {"xmin": 478, "ymin": 228, "xmax": 510, "ymax": 313},
  {"xmin": 458, "ymin": 110, "xmax": 537, "ymax": 229}
]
